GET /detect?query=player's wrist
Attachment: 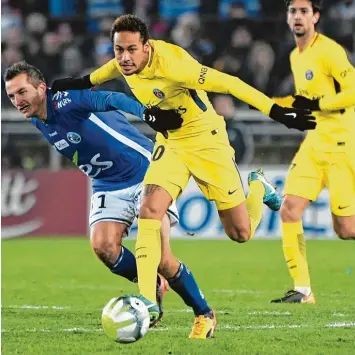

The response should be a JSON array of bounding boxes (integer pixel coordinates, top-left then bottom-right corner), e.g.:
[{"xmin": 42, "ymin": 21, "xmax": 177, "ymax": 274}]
[{"xmin": 318, "ymin": 99, "xmax": 325, "ymax": 111}]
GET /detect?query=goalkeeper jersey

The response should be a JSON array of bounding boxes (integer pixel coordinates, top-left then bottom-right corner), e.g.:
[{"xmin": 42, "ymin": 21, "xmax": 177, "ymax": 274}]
[
  {"xmin": 90, "ymin": 39, "xmax": 275, "ymax": 139},
  {"xmin": 290, "ymin": 33, "xmax": 355, "ymax": 152}
]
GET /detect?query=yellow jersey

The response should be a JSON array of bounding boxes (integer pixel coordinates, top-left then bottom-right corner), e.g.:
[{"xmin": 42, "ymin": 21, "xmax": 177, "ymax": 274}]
[
  {"xmin": 278, "ymin": 33, "xmax": 355, "ymax": 152},
  {"xmin": 90, "ymin": 39, "xmax": 275, "ymax": 139}
]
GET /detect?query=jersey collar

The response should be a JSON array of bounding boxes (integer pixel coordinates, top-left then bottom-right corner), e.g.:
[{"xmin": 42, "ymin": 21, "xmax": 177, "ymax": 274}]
[
  {"xmin": 298, "ymin": 32, "xmax": 319, "ymax": 54},
  {"xmin": 43, "ymin": 88, "xmax": 56, "ymax": 124}
]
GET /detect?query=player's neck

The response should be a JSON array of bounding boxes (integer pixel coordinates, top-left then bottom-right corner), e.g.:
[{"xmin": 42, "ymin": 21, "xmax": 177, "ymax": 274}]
[
  {"xmin": 136, "ymin": 42, "xmax": 152, "ymax": 74},
  {"xmin": 295, "ymin": 29, "xmax": 317, "ymax": 53},
  {"xmin": 36, "ymin": 98, "xmax": 48, "ymax": 121}
]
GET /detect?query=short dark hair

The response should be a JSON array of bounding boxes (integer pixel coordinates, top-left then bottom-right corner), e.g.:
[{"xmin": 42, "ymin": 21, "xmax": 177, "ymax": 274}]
[
  {"xmin": 110, "ymin": 14, "xmax": 149, "ymax": 44},
  {"xmin": 4, "ymin": 61, "xmax": 45, "ymax": 87},
  {"xmin": 285, "ymin": 0, "xmax": 324, "ymax": 13}
]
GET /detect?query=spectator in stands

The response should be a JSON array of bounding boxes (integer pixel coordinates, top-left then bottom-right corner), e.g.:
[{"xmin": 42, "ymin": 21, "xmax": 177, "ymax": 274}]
[
  {"xmin": 248, "ymin": 41, "xmax": 275, "ymax": 91},
  {"xmin": 170, "ymin": 12, "xmax": 201, "ymax": 49},
  {"xmin": 213, "ymin": 26, "xmax": 254, "ymax": 92},
  {"xmin": 159, "ymin": 0, "xmax": 200, "ymax": 21}
]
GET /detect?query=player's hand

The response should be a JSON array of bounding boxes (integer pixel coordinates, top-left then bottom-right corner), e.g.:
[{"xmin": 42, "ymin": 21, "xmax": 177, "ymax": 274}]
[
  {"xmin": 292, "ymin": 95, "xmax": 320, "ymax": 111},
  {"xmin": 269, "ymin": 104, "xmax": 317, "ymax": 131},
  {"xmin": 51, "ymin": 75, "xmax": 92, "ymax": 93},
  {"xmin": 143, "ymin": 106, "xmax": 183, "ymax": 132}
]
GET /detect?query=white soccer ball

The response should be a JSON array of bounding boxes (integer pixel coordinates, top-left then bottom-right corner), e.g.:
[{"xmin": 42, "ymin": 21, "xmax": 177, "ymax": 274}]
[{"xmin": 101, "ymin": 295, "xmax": 150, "ymax": 343}]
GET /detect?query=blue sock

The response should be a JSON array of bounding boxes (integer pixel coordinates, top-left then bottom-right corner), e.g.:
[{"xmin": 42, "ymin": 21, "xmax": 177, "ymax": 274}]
[
  {"xmin": 168, "ymin": 263, "xmax": 211, "ymax": 316},
  {"xmin": 110, "ymin": 246, "xmax": 138, "ymax": 283}
]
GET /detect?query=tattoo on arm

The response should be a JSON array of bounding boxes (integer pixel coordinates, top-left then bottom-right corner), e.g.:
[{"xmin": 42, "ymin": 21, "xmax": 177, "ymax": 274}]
[{"xmin": 144, "ymin": 184, "xmax": 162, "ymax": 196}]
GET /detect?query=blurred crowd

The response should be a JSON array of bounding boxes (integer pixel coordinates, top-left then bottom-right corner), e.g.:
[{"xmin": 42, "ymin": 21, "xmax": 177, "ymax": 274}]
[
  {"xmin": 2, "ymin": 0, "xmax": 355, "ymax": 109},
  {"xmin": 1, "ymin": 0, "xmax": 355, "ymax": 169}
]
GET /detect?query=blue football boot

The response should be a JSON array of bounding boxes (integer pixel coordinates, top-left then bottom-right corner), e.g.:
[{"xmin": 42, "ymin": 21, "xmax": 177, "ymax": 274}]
[{"xmin": 248, "ymin": 168, "xmax": 282, "ymax": 211}]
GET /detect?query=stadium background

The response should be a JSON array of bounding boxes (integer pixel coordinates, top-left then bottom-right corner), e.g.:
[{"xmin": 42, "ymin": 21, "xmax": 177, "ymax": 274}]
[{"xmin": 2, "ymin": 0, "xmax": 355, "ymax": 239}]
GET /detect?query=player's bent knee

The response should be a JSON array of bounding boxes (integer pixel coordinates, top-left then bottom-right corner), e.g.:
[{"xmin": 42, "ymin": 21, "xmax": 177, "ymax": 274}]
[
  {"xmin": 225, "ymin": 227, "xmax": 250, "ymax": 243},
  {"xmin": 139, "ymin": 203, "xmax": 166, "ymax": 220},
  {"xmin": 158, "ymin": 257, "xmax": 172, "ymax": 277},
  {"xmin": 90, "ymin": 232, "xmax": 122, "ymax": 269},
  {"xmin": 158, "ymin": 253, "xmax": 180, "ymax": 278},
  {"xmin": 280, "ymin": 202, "xmax": 300, "ymax": 222},
  {"xmin": 335, "ymin": 226, "xmax": 355, "ymax": 240}
]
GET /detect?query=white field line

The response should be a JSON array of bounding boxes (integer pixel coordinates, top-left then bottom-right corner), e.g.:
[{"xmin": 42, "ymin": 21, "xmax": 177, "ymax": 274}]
[
  {"xmin": 2, "ymin": 322, "xmax": 355, "ymax": 334},
  {"xmin": 0, "ymin": 306, "xmax": 297, "ymax": 317},
  {"xmin": 332, "ymin": 313, "xmax": 346, "ymax": 317},
  {"xmin": 4, "ymin": 305, "xmax": 70, "ymax": 310},
  {"xmin": 3, "ymin": 306, "xmax": 352, "ymax": 319},
  {"xmin": 6, "ymin": 285, "xmax": 353, "ymax": 299},
  {"xmin": 247, "ymin": 311, "xmax": 291, "ymax": 316}
]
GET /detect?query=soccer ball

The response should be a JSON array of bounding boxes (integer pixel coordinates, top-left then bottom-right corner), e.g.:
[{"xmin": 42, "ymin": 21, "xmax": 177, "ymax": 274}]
[{"xmin": 101, "ymin": 295, "xmax": 150, "ymax": 343}]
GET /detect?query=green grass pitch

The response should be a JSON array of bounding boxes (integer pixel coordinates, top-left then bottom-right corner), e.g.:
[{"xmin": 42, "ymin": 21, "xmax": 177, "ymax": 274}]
[{"xmin": 2, "ymin": 238, "xmax": 355, "ymax": 355}]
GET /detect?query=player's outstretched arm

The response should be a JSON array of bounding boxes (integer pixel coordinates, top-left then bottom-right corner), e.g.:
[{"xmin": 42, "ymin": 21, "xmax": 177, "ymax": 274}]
[
  {"xmin": 164, "ymin": 46, "xmax": 316, "ymax": 131},
  {"xmin": 89, "ymin": 90, "xmax": 144, "ymax": 118},
  {"xmin": 75, "ymin": 89, "xmax": 183, "ymax": 132},
  {"xmin": 51, "ymin": 59, "xmax": 121, "ymax": 93},
  {"xmin": 51, "ymin": 75, "xmax": 93, "ymax": 93}
]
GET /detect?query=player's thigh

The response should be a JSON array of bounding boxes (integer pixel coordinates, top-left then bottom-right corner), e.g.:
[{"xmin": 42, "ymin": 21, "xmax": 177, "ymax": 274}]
[
  {"xmin": 143, "ymin": 141, "xmax": 191, "ymax": 201},
  {"xmin": 327, "ymin": 152, "xmax": 355, "ymax": 217},
  {"xmin": 284, "ymin": 146, "xmax": 324, "ymax": 201},
  {"xmin": 184, "ymin": 129, "xmax": 245, "ymax": 210},
  {"xmin": 89, "ymin": 186, "xmax": 139, "ymax": 242}
]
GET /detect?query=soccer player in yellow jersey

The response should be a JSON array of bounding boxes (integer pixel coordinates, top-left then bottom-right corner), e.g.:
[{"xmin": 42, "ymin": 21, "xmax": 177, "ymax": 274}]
[
  {"xmin": 270, "ymin": 0, "xmax": 355, "ymax": 304},
  {"xmin": 52, "ymin": 14, "xmax": 317, "ymax": 338}
]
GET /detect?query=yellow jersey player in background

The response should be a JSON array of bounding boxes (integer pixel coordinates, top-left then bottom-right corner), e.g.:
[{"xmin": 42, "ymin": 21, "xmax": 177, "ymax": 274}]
[
  {"xmin": 270, "ymin": 0, "xmax": 355, "ymax": 304},
  {"xmin": 51, "ymin": 14, "xmax": 316, "ymax": 338}
]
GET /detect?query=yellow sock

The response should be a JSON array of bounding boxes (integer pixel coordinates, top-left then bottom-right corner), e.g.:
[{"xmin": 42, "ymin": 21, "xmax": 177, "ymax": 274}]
[
  {"xmin": 246, "ymin": 180, "xmax": 265, "ymax": 239},
  {"xmin": 135, "ymin": 218, "xmax": 161, "ymax": 303},
  {"xmin": 282, "ymin": 221, "xmax": 310, "ymax": 288}
]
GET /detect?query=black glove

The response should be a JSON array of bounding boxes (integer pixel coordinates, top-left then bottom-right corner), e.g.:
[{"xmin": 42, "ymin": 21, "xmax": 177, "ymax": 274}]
[
  {"xmin": 143, "ymin": 106, "xmax": 183, "ymax": 132},
  {"xmin": 269, "ymin": 104, "xmax": 317, "ymax": 131},
  {"xmin": 292, "ymin": 95, "xmax": 320, "ymax": 111},
  {"xmin": 51, "ymin": 75, "xmax": 93, "ymax": 93}
]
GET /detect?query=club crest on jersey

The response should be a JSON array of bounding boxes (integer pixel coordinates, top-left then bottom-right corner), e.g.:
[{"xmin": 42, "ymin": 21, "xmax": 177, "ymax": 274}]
[
  {"xmin": 153, "ymin": 88, "xmax": 165, "ymax": 99},
  {"xmin": 305, "ymin": 70, "xmax": 313, "ymax": 80},
  {"xmin": 67, "ymin": 132, "xmax": 81, "ymax": 144}
]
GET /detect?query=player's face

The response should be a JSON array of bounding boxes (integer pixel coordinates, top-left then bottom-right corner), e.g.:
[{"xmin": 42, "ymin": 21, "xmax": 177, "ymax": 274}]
[
  {"xmin": 113, "ymin": 31, "xmax": 150, "ymax": 76},
  {"xmin": 287, "ymin": 0, "xmax": 320, "ymax": 37},
  {"xmin": 5, "ymin": 73, "xmax": 46, "ymax": 119}
]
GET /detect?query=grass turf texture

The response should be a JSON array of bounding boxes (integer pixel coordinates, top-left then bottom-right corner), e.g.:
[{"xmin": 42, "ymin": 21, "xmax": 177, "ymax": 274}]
[{"xmin": 2, "ymin": 238, "xmax": 355, "ymax": 355}]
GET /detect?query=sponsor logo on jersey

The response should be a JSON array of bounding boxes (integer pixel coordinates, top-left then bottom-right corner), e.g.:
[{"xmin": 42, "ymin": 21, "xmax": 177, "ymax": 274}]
[
  {"xmin": 52, "ymin": 91, "xmax": 72, "ymax": 109},
  {"xmin": 198, "ymin": 66, "xmax": 208, "ymax": 84},
  {"xmin": 52, "ymin": 91, "xmax": 69, "ymax": 100},
  {"xmin": 305, "ymin": 70, "xmax": 313, "ymax": 80},
  {"xmin": 153, "ymin": 88, "xmax": 165, "ymax": 99},
  {"xmin": 54, "ymin": 139, "xmax": 69, "ymax": 150},
  {"xmin": 49, "ymin": 131, "xmax": 58, "ymax": 137},
  {"xmin": 67, "ymin": 132, "xmax": 81, "ymax": 144}
]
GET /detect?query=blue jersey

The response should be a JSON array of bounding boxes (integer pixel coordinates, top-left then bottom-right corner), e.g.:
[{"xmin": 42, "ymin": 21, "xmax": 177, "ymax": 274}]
[{"xmin": 32, "ymin": 89, "xmax": 153, "ymax": 192}]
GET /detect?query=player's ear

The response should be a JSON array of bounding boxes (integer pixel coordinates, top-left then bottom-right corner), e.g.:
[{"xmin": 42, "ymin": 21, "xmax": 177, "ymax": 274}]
[
  {"xmin": 313, "ymin": 12, "xmax": 320, "ymax": 25},
  {"xmin": 38, "ymin": 82, "xmax": 47, "ymax": 96},
  {"xmin": 143, "ymin": 41, "xmax": 149, "ymax": 53}
]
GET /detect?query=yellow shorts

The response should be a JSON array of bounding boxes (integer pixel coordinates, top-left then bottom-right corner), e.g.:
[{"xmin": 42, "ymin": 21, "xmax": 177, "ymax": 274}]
[
  {"xmin": 143, "ymin": 125, "xmax": 245, "ymax": 210},
  {"xmin": 284, "ymin": 145, "xmax": 355, "ymax": 216}
]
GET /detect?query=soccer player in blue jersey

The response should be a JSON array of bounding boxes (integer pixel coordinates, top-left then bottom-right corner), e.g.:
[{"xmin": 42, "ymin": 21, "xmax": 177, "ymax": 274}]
[{"xmin": 5, "ymin": 61, "xmax": 215, "ymax": 332}]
